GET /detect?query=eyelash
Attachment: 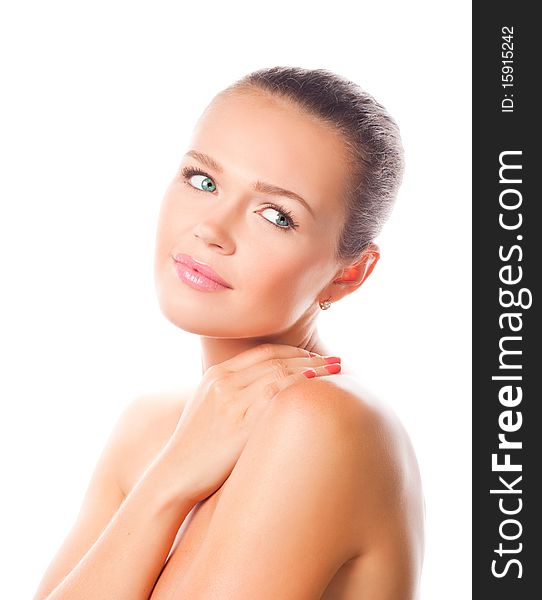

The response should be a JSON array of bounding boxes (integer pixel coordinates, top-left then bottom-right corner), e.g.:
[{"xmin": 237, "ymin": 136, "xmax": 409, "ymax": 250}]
[{"xmin": 179, "ymin": 166, "xmax": 300, "ymax": 232}]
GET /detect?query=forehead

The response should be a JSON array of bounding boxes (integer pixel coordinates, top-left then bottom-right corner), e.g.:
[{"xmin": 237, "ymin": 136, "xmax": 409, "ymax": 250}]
[{"xmin": 188, "ymin": 91, "xmax": 349, "ymax": 215}]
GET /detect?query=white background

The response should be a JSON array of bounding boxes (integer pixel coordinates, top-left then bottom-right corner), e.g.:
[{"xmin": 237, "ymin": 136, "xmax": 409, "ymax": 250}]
[{"xmin": 0, "ymin": 1, "xmax": 471, "ymax": 597}]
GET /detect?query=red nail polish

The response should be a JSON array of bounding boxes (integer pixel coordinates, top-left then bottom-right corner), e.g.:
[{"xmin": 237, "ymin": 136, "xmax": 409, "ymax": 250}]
[
  {"xmin": 323, "ymin": 356, "xmax": 341, "ymax": 364},
  {"xmin": 303, "ymin": 368, "xmax": 317, "ymax": 378},
  {"xmin": 308, "ymin": 352, "xmax": 319, "ymax": 357},
  {"xmin": 324, "ymin": 363, "xmax": 341, "ymax": 374}
]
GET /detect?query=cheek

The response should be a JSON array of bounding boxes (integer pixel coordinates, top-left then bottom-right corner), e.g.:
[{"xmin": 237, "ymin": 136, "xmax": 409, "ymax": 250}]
[
  {"xmin": 244, "ymin": 247, "xmax": 326, "ymax": 306},
  {"xmin": 155, "ymin": 193, "xmax": 171, "ymax": 236},
  {"xmin": 155, "ymin": 189, "xmax": 186, "ymax": 249}
]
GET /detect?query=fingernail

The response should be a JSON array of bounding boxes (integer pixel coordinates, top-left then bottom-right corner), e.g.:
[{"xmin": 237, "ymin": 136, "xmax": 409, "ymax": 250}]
[
  {"xmin": 324, "ymin": 363, "xmax": 341, "ymax": 374},
  {"xmin": 308, "ymin": 352, "xmax": 319, "ymax": 357},
  {"xmin": 323, "ymin": 356, "xmax": 341, "ymax": 364},
  {"xmin": 303, "ymin": 368, "xmax": 317, "ymax": 378}
]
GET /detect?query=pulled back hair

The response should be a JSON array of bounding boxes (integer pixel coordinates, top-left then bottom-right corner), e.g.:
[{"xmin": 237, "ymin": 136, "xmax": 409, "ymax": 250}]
[{"xmin": 215, "ymin": 66, "xmax": 405, "ymax": 263}]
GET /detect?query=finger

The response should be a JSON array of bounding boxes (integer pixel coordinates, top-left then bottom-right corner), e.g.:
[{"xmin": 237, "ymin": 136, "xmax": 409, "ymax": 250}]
[
  {"xmin": 225, "ymin": 353, "xmax": 336, "ymax": 389},
  {"xmin": 250, "ymin": 361, "xmax": 342, "ymax": 403},
  {"xmin": 217, "ymin": 343, "xmax": 314, "ymax": 374},
  {"xmin": 309, "ymin": 362, "xmax": 342, "ymax": 377},
  {"xmin": 234, "ymin": 357, "xmax": 341, "ymax": 396}
]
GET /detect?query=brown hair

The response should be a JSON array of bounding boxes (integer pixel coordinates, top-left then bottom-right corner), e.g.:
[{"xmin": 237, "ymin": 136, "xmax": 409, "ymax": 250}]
[{"xmin": 216, "ymin": 66, "xmax": 405, "ymax": 263}]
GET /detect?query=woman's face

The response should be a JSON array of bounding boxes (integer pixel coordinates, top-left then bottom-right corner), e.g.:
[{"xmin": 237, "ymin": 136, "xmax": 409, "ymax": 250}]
[{"xmin": 154, "ymin": 90, "xmax": 351, "ymax": 338}]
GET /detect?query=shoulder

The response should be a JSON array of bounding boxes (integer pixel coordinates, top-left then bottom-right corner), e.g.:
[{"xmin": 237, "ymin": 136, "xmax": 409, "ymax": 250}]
[
  {"xmin": 119, "ymin": 387, "xmax": 188, "ymax": 429},
  {"xmin": 272, "ymin": 372, "xmax": 420, "ymax": 459},
  {"xmin": 271, "ymin": 372, "xmax": 380, "ymax": 430},
  {"xmin": 112, "ymin": 387, "xmax": 190, "ymax": 496},
  {"xmin": 267, "ymin": 374, "xmax": 426, "ymax": 548},
  {"xmin": 174, "ymin": 374, "xmax": 425, "ymax": 597},
  {"xmin": 268, "ymin": 373, "xmax": 404, "ymax": 464}
]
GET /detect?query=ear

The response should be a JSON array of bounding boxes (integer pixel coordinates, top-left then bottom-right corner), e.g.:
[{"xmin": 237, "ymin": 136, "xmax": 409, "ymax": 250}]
[{"xmin": 317, "ymin": 243, "xmax": 380, "ymax": 306}]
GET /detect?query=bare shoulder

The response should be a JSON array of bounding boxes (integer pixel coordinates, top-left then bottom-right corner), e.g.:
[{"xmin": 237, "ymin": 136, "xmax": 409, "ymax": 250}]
[
  {"xmin": 172, "ymin": 373, "xmax": 425, "ymax": 598},
  {"xmin": 275, "ymin": 372, "xmax": 426, "ymax": 527},
  {"xmin": 30, "ymin": 387, "xmax": 192, "ymax": 600},
  {"xmin": 115, "ymin": 387, "xmax": 191, "ymax": 497},
  {"xmin": 273, "ymin": 374, "xmax": 426, "ymax": 593},
  {"xmin": 274, "ymin": 372, "xmax": 422, "ymax": 472}
]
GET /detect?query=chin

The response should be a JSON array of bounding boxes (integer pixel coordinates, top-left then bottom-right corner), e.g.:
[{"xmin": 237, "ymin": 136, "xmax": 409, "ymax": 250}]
[
  {"xmin": 155, "ymin": 297, "xmax": 237, "ymax": 337},
  {"xmin": 155, "ymin": 297, "xmax": 286, "ymax": 339}
]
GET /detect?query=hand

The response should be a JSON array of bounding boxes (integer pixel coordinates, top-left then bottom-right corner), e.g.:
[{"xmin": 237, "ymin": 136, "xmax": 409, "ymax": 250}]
[{"xmin": 161, "ymin": 343, "xmax": 341, "ymax": 504}]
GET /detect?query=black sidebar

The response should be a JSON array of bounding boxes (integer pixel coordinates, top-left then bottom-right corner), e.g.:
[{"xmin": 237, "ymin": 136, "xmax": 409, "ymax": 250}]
[{"xmin": 473, "ymin": 2, "xmax": 540, "ymax": 598}]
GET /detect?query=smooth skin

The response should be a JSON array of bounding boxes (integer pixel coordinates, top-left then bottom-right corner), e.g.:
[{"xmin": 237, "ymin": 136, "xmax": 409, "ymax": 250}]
[
  {"xmin": 33, "ymin": 346, "xmax": 344, "ymax": 600},
  {"xmin": 33, "ymin": 89, "xmax": 425, "ymax": 599}
]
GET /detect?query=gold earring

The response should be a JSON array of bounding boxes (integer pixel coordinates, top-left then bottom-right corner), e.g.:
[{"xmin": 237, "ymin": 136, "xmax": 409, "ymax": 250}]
[{"xmin": 319, "ymin": 297, "xmax": 332, "ymax": 310}]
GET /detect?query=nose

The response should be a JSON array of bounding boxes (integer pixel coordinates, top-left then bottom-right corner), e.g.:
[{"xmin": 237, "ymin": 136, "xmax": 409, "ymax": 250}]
[{"xmin": 192, "ymin": 197, "xmax": 239, "ymax": 252}]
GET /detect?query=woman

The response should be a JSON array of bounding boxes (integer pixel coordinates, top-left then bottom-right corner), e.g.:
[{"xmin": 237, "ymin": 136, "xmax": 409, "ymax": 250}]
[{"xmin": 33, "ymin": 66, "xmax": 425, "ymax": 599}]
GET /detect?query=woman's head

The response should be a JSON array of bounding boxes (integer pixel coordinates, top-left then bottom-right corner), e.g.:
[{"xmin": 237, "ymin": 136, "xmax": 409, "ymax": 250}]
[
  {"xmin": 154, "ymin": 66, "xmax": 404, "ymax": 340},
  {"xmin": 216, "ymin": 66, "xmax": 405, "ymax": 263}
]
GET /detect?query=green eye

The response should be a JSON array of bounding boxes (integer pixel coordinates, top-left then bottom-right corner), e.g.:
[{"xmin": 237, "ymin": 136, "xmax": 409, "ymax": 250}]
[
  {"xmin": 180, "ymin": 164, "xmax": 299, "ymax": 233},
  {"xmin": 260, "ymin": 207, "xmax": 293, "ymax": 229},
  {"xmin": 191, "ymin": 174, "xmax": 216, "ymax": 192},
  {"xmin": 181, "ymin": 166, "xmax": 217, "ymax": 192}
]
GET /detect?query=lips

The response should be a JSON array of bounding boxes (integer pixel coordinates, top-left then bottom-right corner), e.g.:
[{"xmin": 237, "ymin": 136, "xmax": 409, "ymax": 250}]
[{"xmin": 172, "ymin": 253, "xmax": 232, "ymax": 289}]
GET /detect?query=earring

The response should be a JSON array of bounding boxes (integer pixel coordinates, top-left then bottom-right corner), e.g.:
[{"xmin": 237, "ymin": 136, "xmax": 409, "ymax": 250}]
[{"xmin": 319, "ymin": 297, "xmax": 332, "ymax": 310}]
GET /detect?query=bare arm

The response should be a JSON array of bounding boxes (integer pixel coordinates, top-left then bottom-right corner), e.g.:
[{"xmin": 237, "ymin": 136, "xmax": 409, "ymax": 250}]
[
  {"xmin": 33, "ymin": 345, "xmax": 340, "ymax": 600},
  {"xmin": 45, "ymin": 453, "xmax": 195, "ymax": 600},
  {"xmin": 33, "ymin": 396, "xmax": 196, "ymax": 600},
  {"xmin": 170, "ymin": 377, "xmax": 425, "ymax": 599}
]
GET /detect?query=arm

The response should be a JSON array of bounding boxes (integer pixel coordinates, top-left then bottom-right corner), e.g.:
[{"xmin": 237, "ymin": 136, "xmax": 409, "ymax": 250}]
[
  {"xmin": 33, "ymin": 395, "xmax": 196, "ymax": 600},
  {"xmin": 170, "ymin": 378, "xmax": 424, "ymax": 600},
  {"xmin": 33, "ymin": 346, "xmax": 341, "ymax": 599}
]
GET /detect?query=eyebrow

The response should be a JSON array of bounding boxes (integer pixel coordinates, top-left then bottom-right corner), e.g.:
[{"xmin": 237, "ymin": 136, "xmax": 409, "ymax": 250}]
[{"xmin": 185, "ymin": 150, "xmax": 314, "ymax": 217}]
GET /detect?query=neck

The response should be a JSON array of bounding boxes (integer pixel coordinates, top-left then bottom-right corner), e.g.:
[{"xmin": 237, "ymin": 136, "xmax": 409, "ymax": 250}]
[{"xmin": 199, "ymin": 325, "xmax": 332, "ymax": 375}]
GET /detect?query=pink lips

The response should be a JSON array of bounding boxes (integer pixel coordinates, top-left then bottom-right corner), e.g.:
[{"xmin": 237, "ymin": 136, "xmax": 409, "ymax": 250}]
[{"xmin": 172, "ymin": 253, "xmax": 233, "ymax": 289}]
